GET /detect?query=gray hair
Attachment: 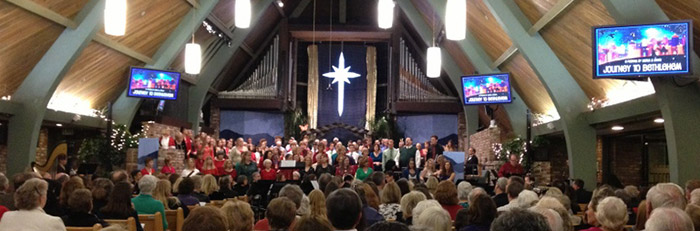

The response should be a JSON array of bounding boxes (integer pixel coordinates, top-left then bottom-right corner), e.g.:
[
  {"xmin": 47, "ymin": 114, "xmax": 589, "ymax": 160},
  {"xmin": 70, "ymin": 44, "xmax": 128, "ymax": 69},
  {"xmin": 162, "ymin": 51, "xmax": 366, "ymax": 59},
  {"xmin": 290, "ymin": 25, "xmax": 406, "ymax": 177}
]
[
  {"xmin": 414, "ymin": 206, "xmax": 451, "ymax": 231},
  {"xmin": 297, "ymin": 195, "xmax": 310, "ymax": 216},
  {"xmin": 517, "ymin": 190, "xmax": 540, "ymax": 209},
  {"xmin": 412, "ymin": 199, "xmax": 441, "ymax": 220},
  {"xmin": 595, "ymin": 197, "xmax": 629, "ymax": 231},
  {"xmin": 690, "ymin": 189, "xmax": 700, "ymax": 206},
  {"xmin": 468, "ymin": 187, "xmax": 487, "ymax": 205},
  {"xmin": 190, "ymin": 175, "xmax": 203, "ymax": 190},
  {"xmin": 0, "ymin": 173, "xmax": 8, "ymax": 191},
  {"xmin": 138, "ymin": 175, "xmax": 158, "ymax": 195},
  {"xmin": 491, "ymin": 208, "xmax": 551, "ymax": 231},
  {"xmin": 400, "ymin": 191, "xmax": 427, "ymax": 218},
  {"xmin": 496, "ymin": 177, "xmax": 508, "ymax": 191},
  {"xmin": 530, "ymin": 207, "xmax": 563, "ymax": 231},
  {"xmin": 457, "ymin": 181, "xmax": 473, "ymax": 201},
  {"xmin": 14, "ymin": 178, "xmax": 48, "ymax": 210},
  {"xmin": 647, "ymin": 183, "xmax": 686, "ymax": 211},
  {"xmin": 279, "ymin": 184, "xmax": 304, "ymax": 209},
  {"xmin": 645, "ymin": 207, "xmax": 694, "ymax": 231},
  {"xmin": 624, "ymin": 185, "xmax": 640, "ymax": 199}
]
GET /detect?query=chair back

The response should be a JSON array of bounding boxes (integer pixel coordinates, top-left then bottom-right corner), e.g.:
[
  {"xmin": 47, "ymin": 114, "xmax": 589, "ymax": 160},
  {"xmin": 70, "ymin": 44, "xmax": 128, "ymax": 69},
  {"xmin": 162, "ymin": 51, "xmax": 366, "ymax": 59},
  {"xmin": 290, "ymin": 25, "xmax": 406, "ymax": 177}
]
[
  {"xmin": 165, "ymin": 208, "xmax": 184, "ymax": 231},
  {"xmin": 104, "ymin": 217, "xmax": 137, "ymax": 231},
  {"xmin": 138, "ymin": 211, "xmax": 164, "ymax": 231},
  {"xmin": 209, "ymin": 200, "xmax": 226, "ymax": 207},
  {"xmin": 66, "ymin": 223, "xmax": 102, "ymax": 231}
]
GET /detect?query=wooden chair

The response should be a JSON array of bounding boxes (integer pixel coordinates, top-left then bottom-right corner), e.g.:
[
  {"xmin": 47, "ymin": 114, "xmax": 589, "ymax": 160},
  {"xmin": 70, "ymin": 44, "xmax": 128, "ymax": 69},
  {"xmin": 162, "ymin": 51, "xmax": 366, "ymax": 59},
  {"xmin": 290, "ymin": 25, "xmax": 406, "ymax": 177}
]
[
  {"xmin": 208, "ymin": 200, "xmax": 226, "ymax": 207},
  {"xmin": 186, "ymin": 205, "xmax": 197, "ymax": 211},
  {"xmin": 66, "ymin": 223, "xmax": 102, "ymax": 231},
  {"xmin": 138, "ymin": 211, "xmax": 165, "ymax": 231},
  {"xmin": 578, "ymin": 203, "xmax": 587, "ymax": 212},
  {"xmin": 104, "ymin": 217, "xmax": 137, "ymax": 231},
  {"xmin": 165, "ymin": 208, "xmax": 184, "ymax": 231}
]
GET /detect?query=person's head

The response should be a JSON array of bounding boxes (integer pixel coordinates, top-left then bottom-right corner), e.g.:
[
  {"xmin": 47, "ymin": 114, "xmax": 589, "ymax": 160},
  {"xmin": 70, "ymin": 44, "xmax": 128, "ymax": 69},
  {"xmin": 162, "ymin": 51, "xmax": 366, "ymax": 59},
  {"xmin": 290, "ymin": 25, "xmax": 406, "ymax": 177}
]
[
  {"xmin": 182, "ymin": 206, "xmax": 228, "ymax": 231},
  {"xmin": 236, "ymin": 175, "xmax": 248, "ymax": 186},
  {"xmin": 295, "ymin": 215, "xmax": 334, "ymax": 231},
  {"xmin": 145, "ymin": 157, "xmax": 154, "ymax": 168},
  {"xmin": 414, "ymin": 206, "xmax": 451, "ymax": 231},
  {"xmin": 251, "ymin": 172, "xmax": 261, "ymax": 182},
  {"xmin": 326, "ymin": 188, "xmax": 363, "ymax": 230},
  {"xmin": 396, "ymin": 179, "xmax": 410, "ymax": 196},
  {"xmin": 91, "ymin": 178, "xmax": 114, "ymax": 202},
  {"xmin": 400, "ymin": 191, "xmax": 427, "ymax": 219},
  {"xmin": 491, "ymin": 208, "xmax": 551, "ymax": 231},
  {"xmin": 242, "ymin": 151, "xmax": 252, "ymax": 163},
  {"xmin": 387, "ymin": 139, "xmax": 394, "ymax": 148},
  {"xmin": 690, "ymin": 189, "xmax": 700, "ymax": 206},
  {"xmin": 507, "ymin": 181, "xmax": 524, "ymax": 201},
  {"xmin": 595, "ymin": 196, "xmax": 629, "ymax": 231},
  {"xmin": 466, "ymin": 193, "xmax": 498, "ymax": 226},
  {"xmin": 266, "ymin": 197, "xmax": 297, "ymax": 230},
  {"xmin": 645, "ymin": 207, "xmax": 694, "ymax": 231},
  {"xmin": 646, "ymin": 183, "xmax": 686, "ymax": 212},
  {"xmin": 309, "ymin": 189, "xmax": 327, "ymax": 217},
  {"xmin": 153, "ymin": 179, "xmax": 173, "ymax": 205},
  {"xmin": 279, "ymin": 184, "xmax": 304, "ymax": 210},
  {"xmin": 138, "ymin": 175, "xmax": 158, "ymax": 195},
  {"xmin": 624, "ymin": 185, "xmax": 640, "ymax": 199},
  {"xmin": 573, "ymin": 179, "xmax": 585, "ymax": 191},
  {"xmin": 59, "ymin": 176, "xmax": 85, "ymax": 206},
  {"xmin": 430, "ymin": 135, "xmax": 438, "ymax": 145},
  {"xmin": 468, "ymin": 147, "xmax": 476, "ymax": 155},
  {"xmin": 405, "ymin": 137, "xmax": 413, "ymax": 146},
  {"xmin": 496, "ymin": 177, "xmax": 508, "ymax": 193},
  {"xmin": 509, "ymin": 154, "xmax": 519, "ymax": 166},
  {"xmin": 517, "ymin": 190, "xmax": 540, "ymax": 209},
  {"xmin": 14, "ymin": 178, "xmax": 48, "ymax": 210},
  {"xmin": 12, "ymin": 172, "xmax": 36, "ymax": 192},
  {"xmin": 381, "ymin": 182, "xmax": 401, "ymax": 204},
  {"xmin": 0, "ymin": 173, "xmax": 8, "ymax": 192},
  {"xmin": 412, "ymin": 199, "xmax": 441, "ymax": 220},
  {"xmin": 370, "ymin": 171, "xmax": 385, "ymax": 187},
  {"xmin": 186, "ymin": 158, "xmax": 196, "ymax": 169},
  {"xmin": 434, "ymin": 180, "xmax": 458, "ymax": 205},
  {"xmin": 69, "ymin": 189, "xmax": 93, "ymax": 213},
  {"xmin": 685, "ymin": 204, "xmax": 700, "ymax": 231},
  {"xmin": 457, "ymin": 181, "xmax": 473, "ymax": 201},
  {"xmin": 178, "ymin": 177, "xmax": 195, "ymax": 195},
  {"xmin": 686, "ymin": 180, "xmax": 700, "ymax": 201},
  {"xmin": 221, "ymin": 201, "xmax": 254, "ymax": 231},
  {"xmin": 529, "ymin": 207, "xmax": 563, "ymax": 231},
  {"xmin": 201, "ymin": 174, "xmax": 219, "ymax": 196},
  {"xmin": 361, "ymin": 183, "xmax": 381, "ymax": 210}
]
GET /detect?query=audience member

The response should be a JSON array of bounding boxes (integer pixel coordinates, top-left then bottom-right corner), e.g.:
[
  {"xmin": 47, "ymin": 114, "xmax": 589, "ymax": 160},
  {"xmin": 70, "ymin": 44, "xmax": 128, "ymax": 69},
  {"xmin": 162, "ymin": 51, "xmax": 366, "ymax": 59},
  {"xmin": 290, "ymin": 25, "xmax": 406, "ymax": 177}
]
[
  {"xmin": 91, "ymin": 178, "xmax": 113, "ymax": 214},
  {"xmin": 435, "ymin": 180, "xmax": 461, "ymax": 220},
  {"xmin": 59, "ymin": 176, "xmax": 85, "ymax": 209},
  {"xmin": 573, "ymin": 179, "xmax": 592, "ymax": 204},
  {"xmin": 294, "ymin": 215, "xmax": 333, "ymax": 231},
  {"xmin": 254, "ymin": 184, "xmax": 304, "ymax": 230},
  {"xmin": 645, "ymin": 207, "xmax": 694, "ymax": 231},
  {"xmin": 635, "ymin": 199, "xmax": 648, "ymax": 231},
  {"xmin": 267, "ymin": 197, "xmax": 297, "ymax": 230},
  {"xmin": 529, "ymin": 207, "xmax": 563, "ymax": 231},
  {"xmin": 176, "ymin": 177, "xmax": 200, "ymax": 206},
  {"xmin": 491, "ymin": 208, "xmax": 551, "ymax": 231},
  {"xmin": 646, "ymin": 183, "xmax": 686, "ymax": 216},
  {"xmin": 326, "ymin": 188, "xmax": 363, "ymax": 231},
  {"xmin": 399, "ymin": 191, "xmax": 426, "ymax": 225},
  {"xmin": 0, "ymin": 178, "xmax": 66, "ymax": 231},
  {"xmin": 498, "ymin": 181, "xmax": 524, "ymax": 212},
  {"xmin": 414, "ymin": 206, "xmax": 451, "ymax": 231},
  {"xmin": 460, "ymin": 193, "xmax": 497, "ymax": 231},
  {"xmin": 686, "ymin": 180, "xmax": 700, "ymax": 202},
  {"xmin": 153, "ymin": 179, "xmax": 181, "ymax": 210},
  {"xmin": 99, "ymin": 182, "xmax": 143, "ymax": 231},
  {"xmin": 457, "ymin": 181, "xmax": 473, "ymax": 208},
  {"xmin": 189, "ymin": 175, "xmax": 210, "ymax": 203},
  {"xmin": 593, "ymin": 197, "xmax": 628, "ymax": 231},
  {"xmin": 354, "ymin": 183, "xmax": 384, "ymax": 227},
  {"xmin": 182, "ymin": 206, "xmax": 227, "ymax": 231},
  {"xmin": 379, "ymin": 182, "xmax": 401, "ymax": 220},
  {"xmin": 309, "ymin": 189, "xmax": 327, "ymax": 217},
  {"xmin": 517, "ymin": 190, "xmax": 540, "ymax": 209},
  {"xmin": 221, "ymin": 200, "xmax": 254, "ymax": 231},
  {"xmin": 366, "ymin": 221, "xmax": 411, "ymax": 231},
  {"xmin": 412, "ymin": 200, "xmax": 441, "ymax": 221},
  {"xmin": 131, "ymin": 175, "xmax": 168, "ymax": 230},
  {"xmin": 535, "ymin": 196, "xmax": 573, "ymax": 231},
  {"xmin": 0, "ymin": 173, "xmax": 13, "ymax": 210},
  {"xmin": 685, "ymin": 203, "xmax": 700, "ymax": 231},
  {"xmin": 61, "ymin": 189, "xmax": 108, "ymax": 227}
]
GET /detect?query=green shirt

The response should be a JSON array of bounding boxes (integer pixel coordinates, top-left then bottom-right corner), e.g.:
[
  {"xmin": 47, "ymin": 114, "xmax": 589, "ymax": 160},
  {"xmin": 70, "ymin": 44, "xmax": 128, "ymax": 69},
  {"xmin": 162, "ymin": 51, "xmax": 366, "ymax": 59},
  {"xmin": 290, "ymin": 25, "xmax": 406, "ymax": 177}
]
[
  {"xmin": 355, "ymin": 167, "xmax": 374, "ymax": 181},
  {"xmin": 236, "ymin": 161, "xmax": 259, "ymax": 181},
  {"xmin": 131, "ymin": 194, "xmax": 168, "ymax": 229}
]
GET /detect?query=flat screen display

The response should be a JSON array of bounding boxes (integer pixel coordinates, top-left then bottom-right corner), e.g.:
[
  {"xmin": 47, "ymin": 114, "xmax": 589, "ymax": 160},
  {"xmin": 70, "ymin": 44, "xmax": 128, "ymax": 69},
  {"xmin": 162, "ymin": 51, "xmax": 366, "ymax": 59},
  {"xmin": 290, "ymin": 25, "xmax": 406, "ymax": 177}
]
[
  {"xmin": 461, "ymin": 73, "xmax": 512, "ymax": 105},
  {"xmin": 127, "ymin": 67, "xmax": 180, "ymax": 100},
  {"xmin": 593, "ymin": 21, "xmax": 692, "ymax": 78}
]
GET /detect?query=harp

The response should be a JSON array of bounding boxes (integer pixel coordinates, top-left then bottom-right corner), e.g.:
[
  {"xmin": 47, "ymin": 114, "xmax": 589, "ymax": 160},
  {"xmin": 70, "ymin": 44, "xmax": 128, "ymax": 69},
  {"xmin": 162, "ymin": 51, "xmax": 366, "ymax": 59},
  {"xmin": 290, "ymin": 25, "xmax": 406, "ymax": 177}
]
[{"xmin": 34, "ymin": 142, "xmax": 67, "ymax": 174}]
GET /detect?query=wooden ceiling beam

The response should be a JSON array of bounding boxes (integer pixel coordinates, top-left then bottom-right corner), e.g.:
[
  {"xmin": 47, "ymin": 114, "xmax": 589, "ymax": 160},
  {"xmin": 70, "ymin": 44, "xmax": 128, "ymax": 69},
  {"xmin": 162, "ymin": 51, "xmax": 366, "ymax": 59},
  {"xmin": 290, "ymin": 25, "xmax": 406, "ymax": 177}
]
[
  {"xmin": 290, "ymin": 0, "xmax": 311, "ymax": 18},
  {"xmin": 185, "ymin": 0, "xmax": 200, "ymax": 9},
  {"xmin": 290, "ymin": 31, "xmax": 392, "ymax": 42},
  {"xmin": 93, "ymin": 34, "xmax": 154, "ymax": 64},
  {"xmin": 206, "ymin": 15, "xmax": 235, "ymax": 38},
  {"xmin": 527, "ymin": 0, "xmax": 575, "ymax": 35},
  {"xmin": 490, "ymin": 45, "xmax": 518, "ymax": 69}
]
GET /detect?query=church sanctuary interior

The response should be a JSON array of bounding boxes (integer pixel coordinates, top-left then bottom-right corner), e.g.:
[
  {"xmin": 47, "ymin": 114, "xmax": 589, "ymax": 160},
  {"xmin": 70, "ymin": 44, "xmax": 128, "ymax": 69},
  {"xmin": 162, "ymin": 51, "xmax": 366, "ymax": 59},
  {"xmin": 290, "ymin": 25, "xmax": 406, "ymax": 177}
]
[{"xmin": 1, "ymin": 0, "xmax": 700, "ymax": 230}]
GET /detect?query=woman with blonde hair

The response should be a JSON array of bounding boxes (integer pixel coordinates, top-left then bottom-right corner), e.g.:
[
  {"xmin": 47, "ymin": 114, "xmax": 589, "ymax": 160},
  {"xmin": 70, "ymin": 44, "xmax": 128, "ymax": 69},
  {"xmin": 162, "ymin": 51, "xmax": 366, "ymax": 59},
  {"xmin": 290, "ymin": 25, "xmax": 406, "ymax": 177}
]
[
  {"xmin": 379, "ymin": 182, "xmax": 402, "ymax": 220},
  {"xmin": 221, "ymin": 200, "xmax": 254, "ymax": 231},
  {"xmin": 0, "ymin": 178, "xmax": 65, "ymax": 231},
  {"xmin": 420, "ymin": 159, "xmax": 436, "ymax": 182},
  {"xmin": 152, "ymin": 180, "xmax": 181, "ymax": 210},
  {"xmin": 200, "ymin": 156, "xmax": 218, "ymax": 175},
  {"xmin": 414, "ymin": 206, "xmax": 451, "ymax": 231},
  {"xmin": 59, "ymin": 176, "xmax": 85, "ymax": 208},
  {"xmin": 400, "ymin": 191, "xmax": 427, "ymax": 225},
  {"xmin": 308, "ymin": 189, "xmax": 327, "ymax": 217},
  {"xmin": 362, "ymin": 183, "xmax": 381, "ymax": 210},
  {"xmin": 200, "ymin": 174, "xmax": 220, "ymax": 197},
  {"xmin": 425, "ymin": 176, "xmax": 439, "ymax": 195}
]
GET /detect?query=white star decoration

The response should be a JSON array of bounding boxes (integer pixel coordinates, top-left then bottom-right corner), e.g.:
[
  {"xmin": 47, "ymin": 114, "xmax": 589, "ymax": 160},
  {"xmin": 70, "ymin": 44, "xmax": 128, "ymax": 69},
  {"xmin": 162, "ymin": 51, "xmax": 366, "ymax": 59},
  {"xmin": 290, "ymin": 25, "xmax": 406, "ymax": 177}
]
[{"xmin": 323, "ymin": 52, "xmax": 360, "ymax": 116}]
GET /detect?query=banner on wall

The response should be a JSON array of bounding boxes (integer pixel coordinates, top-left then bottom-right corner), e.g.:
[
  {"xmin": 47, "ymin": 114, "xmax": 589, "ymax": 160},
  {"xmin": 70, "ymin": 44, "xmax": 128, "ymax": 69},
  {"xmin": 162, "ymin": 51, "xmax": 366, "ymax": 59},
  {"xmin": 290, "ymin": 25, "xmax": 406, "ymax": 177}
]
[
  {"xmin": 138, "ymin": 138, "xmax": 159, "ymax": 170},
  {"xmin": 444, "ymin": 151, "xmax": 465, "ymax": 182},
  {"xmin": 219, "ymin": 111, "xmax": 284, "ymax": 143}
]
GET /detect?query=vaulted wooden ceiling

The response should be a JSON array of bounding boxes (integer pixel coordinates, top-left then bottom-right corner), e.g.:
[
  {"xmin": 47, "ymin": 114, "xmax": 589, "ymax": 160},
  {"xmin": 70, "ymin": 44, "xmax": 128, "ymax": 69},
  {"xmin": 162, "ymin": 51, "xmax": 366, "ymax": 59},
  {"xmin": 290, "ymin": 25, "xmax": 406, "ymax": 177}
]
[{"xmin": 1, "ymin": 0, "xmax": 700, "ymax": 128}]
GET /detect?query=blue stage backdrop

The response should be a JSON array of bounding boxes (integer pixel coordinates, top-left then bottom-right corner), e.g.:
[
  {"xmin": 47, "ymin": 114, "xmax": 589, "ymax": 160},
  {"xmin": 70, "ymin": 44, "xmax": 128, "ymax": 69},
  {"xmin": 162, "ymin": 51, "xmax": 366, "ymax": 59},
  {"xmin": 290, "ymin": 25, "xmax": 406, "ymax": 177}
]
[
  {"xmin": 396, "ymin": 114, "xmax": 459, "ymax": 145},
  {"xmin": 219, "ymin": 110, "xmax": 284, "ymax": 143},
  {"xmin": 317, "ymin": 44, "xmax": 367, "ymax": 141}
]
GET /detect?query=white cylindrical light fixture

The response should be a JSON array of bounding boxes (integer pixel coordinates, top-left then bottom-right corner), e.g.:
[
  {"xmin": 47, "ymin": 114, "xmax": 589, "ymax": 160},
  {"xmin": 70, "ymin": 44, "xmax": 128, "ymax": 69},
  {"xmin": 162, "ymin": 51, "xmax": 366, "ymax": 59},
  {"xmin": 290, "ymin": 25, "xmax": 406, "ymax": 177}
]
[
  {"xmin": 445, "ymin": 0, "xmax": 466, "ymax": 40},
  {"xmin": 426, "ymin": 47, "xmax": 442, "ymax": 78},
  {"xmin": 184, "ymin": 43, "xmax": 202, "ymax": 75},
  {"xmin": 235, "ymin": 0, "xmax": 251, "ymax": 28},
  {"xmin": 377, "ymin": 0, "xmax": 394, "ymax": 29},
  {"xmin": 104, "ymin": 0, "xmax": 127, "ymax": 36}
]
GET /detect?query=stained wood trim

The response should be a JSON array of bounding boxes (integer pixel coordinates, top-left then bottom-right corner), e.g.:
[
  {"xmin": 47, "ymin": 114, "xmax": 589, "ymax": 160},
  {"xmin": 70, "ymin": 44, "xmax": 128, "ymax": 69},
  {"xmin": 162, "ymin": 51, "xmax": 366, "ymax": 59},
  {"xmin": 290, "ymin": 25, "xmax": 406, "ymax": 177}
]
[
  {"xmin": 490, "ymin": 45, "xmax": 519, "ymax": 69},
  {"xmin": 5, "ymin": 0, "xmax": 78, "ymax": 28},
  {"xmin": 185, "ymin": 0, "xmax": 200, "ymax": 9},
  {"xmin": 394, "ymin": 101, "xmax": 462, "ymax": 114},
  {"xmin": 93, "ymin": 34, "xmax": 154, "ymax": 64},
  {"xmin": 213, "ymin": 98, "xmax": 284, "ymax": 110},
  {"xmin": 291, "ymin": 0, "xmax": 312, "ymax": 18},
  {"xmin": 527, "ymin": 0, "xmax": 576, "ymax": 35}
]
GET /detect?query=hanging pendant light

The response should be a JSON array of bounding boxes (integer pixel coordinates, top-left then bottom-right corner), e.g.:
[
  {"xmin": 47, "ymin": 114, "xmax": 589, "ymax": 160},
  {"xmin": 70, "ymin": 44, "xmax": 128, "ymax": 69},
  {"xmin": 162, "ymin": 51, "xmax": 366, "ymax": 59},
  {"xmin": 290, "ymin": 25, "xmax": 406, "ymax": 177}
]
[
  {"xmin": 235, "ymin": 0, "xmax": 251, "ymax": 28},
  {"xmin": 427, "ymin": 47, "xmax": 442, "ymax": 78},
  {"xmin": 445, "ymin": 0, "xmax": 466, "ymax": 40},
  {"xmin": 184, "ymin": 43, "xmax": 201, "ymax": 74},
  {"xmin": 377, "ymin": 0, "xmax": 394, "ymax": 29},
  {"xmin": 104, "ymin": 0, "xmax": 127, "ymax": 36}
]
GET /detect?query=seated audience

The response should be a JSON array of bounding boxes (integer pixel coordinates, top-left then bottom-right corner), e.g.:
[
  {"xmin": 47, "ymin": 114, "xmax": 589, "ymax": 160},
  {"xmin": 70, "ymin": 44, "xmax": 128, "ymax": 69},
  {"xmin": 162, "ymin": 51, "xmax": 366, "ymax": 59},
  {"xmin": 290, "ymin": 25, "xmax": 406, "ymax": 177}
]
[
  {"xmin": 414, "ymin": 206, "xmax": 451, "ymax": 231},
  {"xmin": 412, "ymin": 200, "xmax": 442, "ymax": 221},
  {"xmin": 492, "ymin": 177, "xmax": 509, "ymax": 207},
  {"xmin": 592, "ymin": 197, "xmax": 628, "ymax": 231},
  {"xmin": 645, "ymin": 207, "xmax": 694, "ymax": 231},
  {"xmin": 354, "ymin": 183, "xmax": 384, "ymax": 227},
  {"xmin": 176, "ymin": 177, "xmax": 200, "ymax": 206},
  {"xmin": 232, "ymin": 175, "xmax": 250, "ymax": 197},
  {"xmin": 425, "ymin": 176, "xmax": 439, "ymax": 195},
  {"xmin": 308, "ymin": 189, "xmax": 327, "ymax": 217},
  {"xmin": 131, "ymin": 175, "xmax": 168, "ymax": 230},
  {"xmin": 457, "ymin": 181, "xmax": 473, "ymax": 208},
  {"xmin": 153, "ymin": 179, "xmax": 182, "ymax": 210},
  {"xmin": 435, "ymin": 180, "xmax": 461, "ymax": 220},
  {"xmin": 189, "ymin": 175, "xmax": 210, "ymax": 203},
  {"xmin": 182, "ymin": 206, "xmax": 228, "ymax": 231},
  {"xmin": 498, "ymin": 181, "xmax": 524, "ymax": 212},
  {"xmin": 326, "ymin": 188, "xmax": 363, "ymax": 231},
  {"xmin": 254, "ymin": 184, "xmax": 304, "ymax": 230},
  {"xmin": 534, "ymin": 196, "xmax": 573, "ymax": 231},
  {"xmin": 59, "ymin": 176, "xmax": 85, "ymax": 210},
  {"xmin": 160, "ymin": 158, "xmax": 176, "ymax": 175},
  {"xmin": 61, "ymin": 189, "xmax": 108, "ymax": 227},
  {"xmin": 0, "ymin": 178, "xmax": 65, "ymax": 231},
  {"xmin": 400, "ymin": 191, "xmax": 426, "ymax": 225},
  {"xmin": 459, "ymin": 193, "xmax": 497, "ymax": 231},
  {"xmin": 517, "ymin": 190, "xmax": 540, "ymax": 209},
  {"xmin": 99, "ymin": 182, "xmax": 143, "ymax": 231},
  {"xmin": 221, "ymin": 200, "xmax": 254, "ymax": 231},
  {"xmin": 491, "ymin": 208, "xmax": 551, "ymax": 231},
  {"xmin": 366, "ymin": 221, "xmax": 411, "ymax": 231},
  {"xmin": 686, "ymin": 180, "xmax": 700, "ymax": 202},
  {"xmin": 573, "ymin": 179, "xmax": 592, "ymax": 204},
  {"xmin": 201, "ymin": 174, "xmax": 220, "ymax": 200},
  {"xmin": 267, "ymin": 197, "xmax": 297, "ymax": 230},
  {"xmin": 379, "ymin": 182, "xmax": 402, "ymax": 220},
  {"xmin": 646, "ymin": 183, "xmax": 686, "ymax": 212},
  {"xmin": 294, "ymin": 215, "xmax": 334, "ymax": 231},
  {"xmin": 215, "ymin": 175, "xmax": 236, "ymax": 199},
  {"xmin": 685, "ymin": 203, "xmax": 700, "ymax": 231},
  {"xmin": 91, "ymin": 178, "xmax": 114, "ymax": 214},
  {"xmin": 529, "ymin": 207, "xmax": 564, "ymax": 231},
  {"xmin": 0, "ymin": 173, "xmax": 14, "ymax": 210}
]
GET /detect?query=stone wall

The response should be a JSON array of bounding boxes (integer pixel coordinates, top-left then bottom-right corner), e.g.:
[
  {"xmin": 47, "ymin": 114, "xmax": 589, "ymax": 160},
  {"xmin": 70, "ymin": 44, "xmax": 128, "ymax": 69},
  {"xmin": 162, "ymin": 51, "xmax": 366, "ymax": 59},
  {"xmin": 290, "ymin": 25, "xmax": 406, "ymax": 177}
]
[
  {"xmin": 0, "ymin": 145, "xmax": 6, "ymax": 174},
  {"xmin": 610, "ymin": 136, "xmax": 643, "ymax": 186},
  {"xmin": 142, "ymin": 122, "xmax": 180, "ymax": 139},
  {"xmin": 158, "ymin": 149, "xmax": 185, "ymax": 173},
  {"xmin": 35, "ymin": 128, "xmax": 48, "ymax": 165},
  {"xmin": 531, "ymin": 161, "xmax": 552, "ymax": 185},
  {"xmin": 469, "ymin": 127, "xmax": 502, "ymax": 170},
  {"xmin": 125, "ymin": 148, "xmax": 138, "ymax": 172}
]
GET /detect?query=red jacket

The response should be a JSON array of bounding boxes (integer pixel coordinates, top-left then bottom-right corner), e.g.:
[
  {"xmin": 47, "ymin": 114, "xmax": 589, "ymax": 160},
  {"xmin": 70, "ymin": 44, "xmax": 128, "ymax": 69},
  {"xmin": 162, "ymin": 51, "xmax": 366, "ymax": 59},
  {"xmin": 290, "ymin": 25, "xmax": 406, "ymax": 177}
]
[
  {"xmin": 498, "ymin": 162, "xmax": 524, "ymax": 177},
  {"xmin": 159, "ymin": 136, "xmax": 176, "ymax": 148},
  {"xmin": 260, "ymin": 168, "xmax": 277, "ymax": 181},
  {"xmin": 141, "ymin": 167, "xmax": 155, "ymax": 176},
  {"xmin": 161, "ymin": 166, "xmax": 176, "ymax": 175}
]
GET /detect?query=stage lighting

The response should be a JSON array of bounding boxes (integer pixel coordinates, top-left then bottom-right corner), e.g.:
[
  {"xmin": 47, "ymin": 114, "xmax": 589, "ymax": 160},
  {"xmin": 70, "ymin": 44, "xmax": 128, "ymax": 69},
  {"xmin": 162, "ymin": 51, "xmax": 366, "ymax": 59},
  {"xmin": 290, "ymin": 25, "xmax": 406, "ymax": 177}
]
[
  {"xmin": 104, "ymin": 0, "xmax": 126, "ymax": 36},
  {"xmin": 377, "ymin": 0, "xmax": 394, "ymax": 29},
  {"xmin": 445, "ymin": 0, "xmax": 466, "ymax": 40},
  {"xmin": 611, "ymin": 125, "xmax": 624, "ymax": 131},
  {"xmin": 185, "ymin": 43, "xmax": 202, "ymax": 74},
  {"xmin": 654, "ymin": 118, "xmax": 664, "ymax": 123},
  {"xmin": 235, "ymin": 0, "xmax": 251, "ymax": 28},
  {"xmin": 427, "ymin": 47, "xmax": 442, "ymax": 78}
]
